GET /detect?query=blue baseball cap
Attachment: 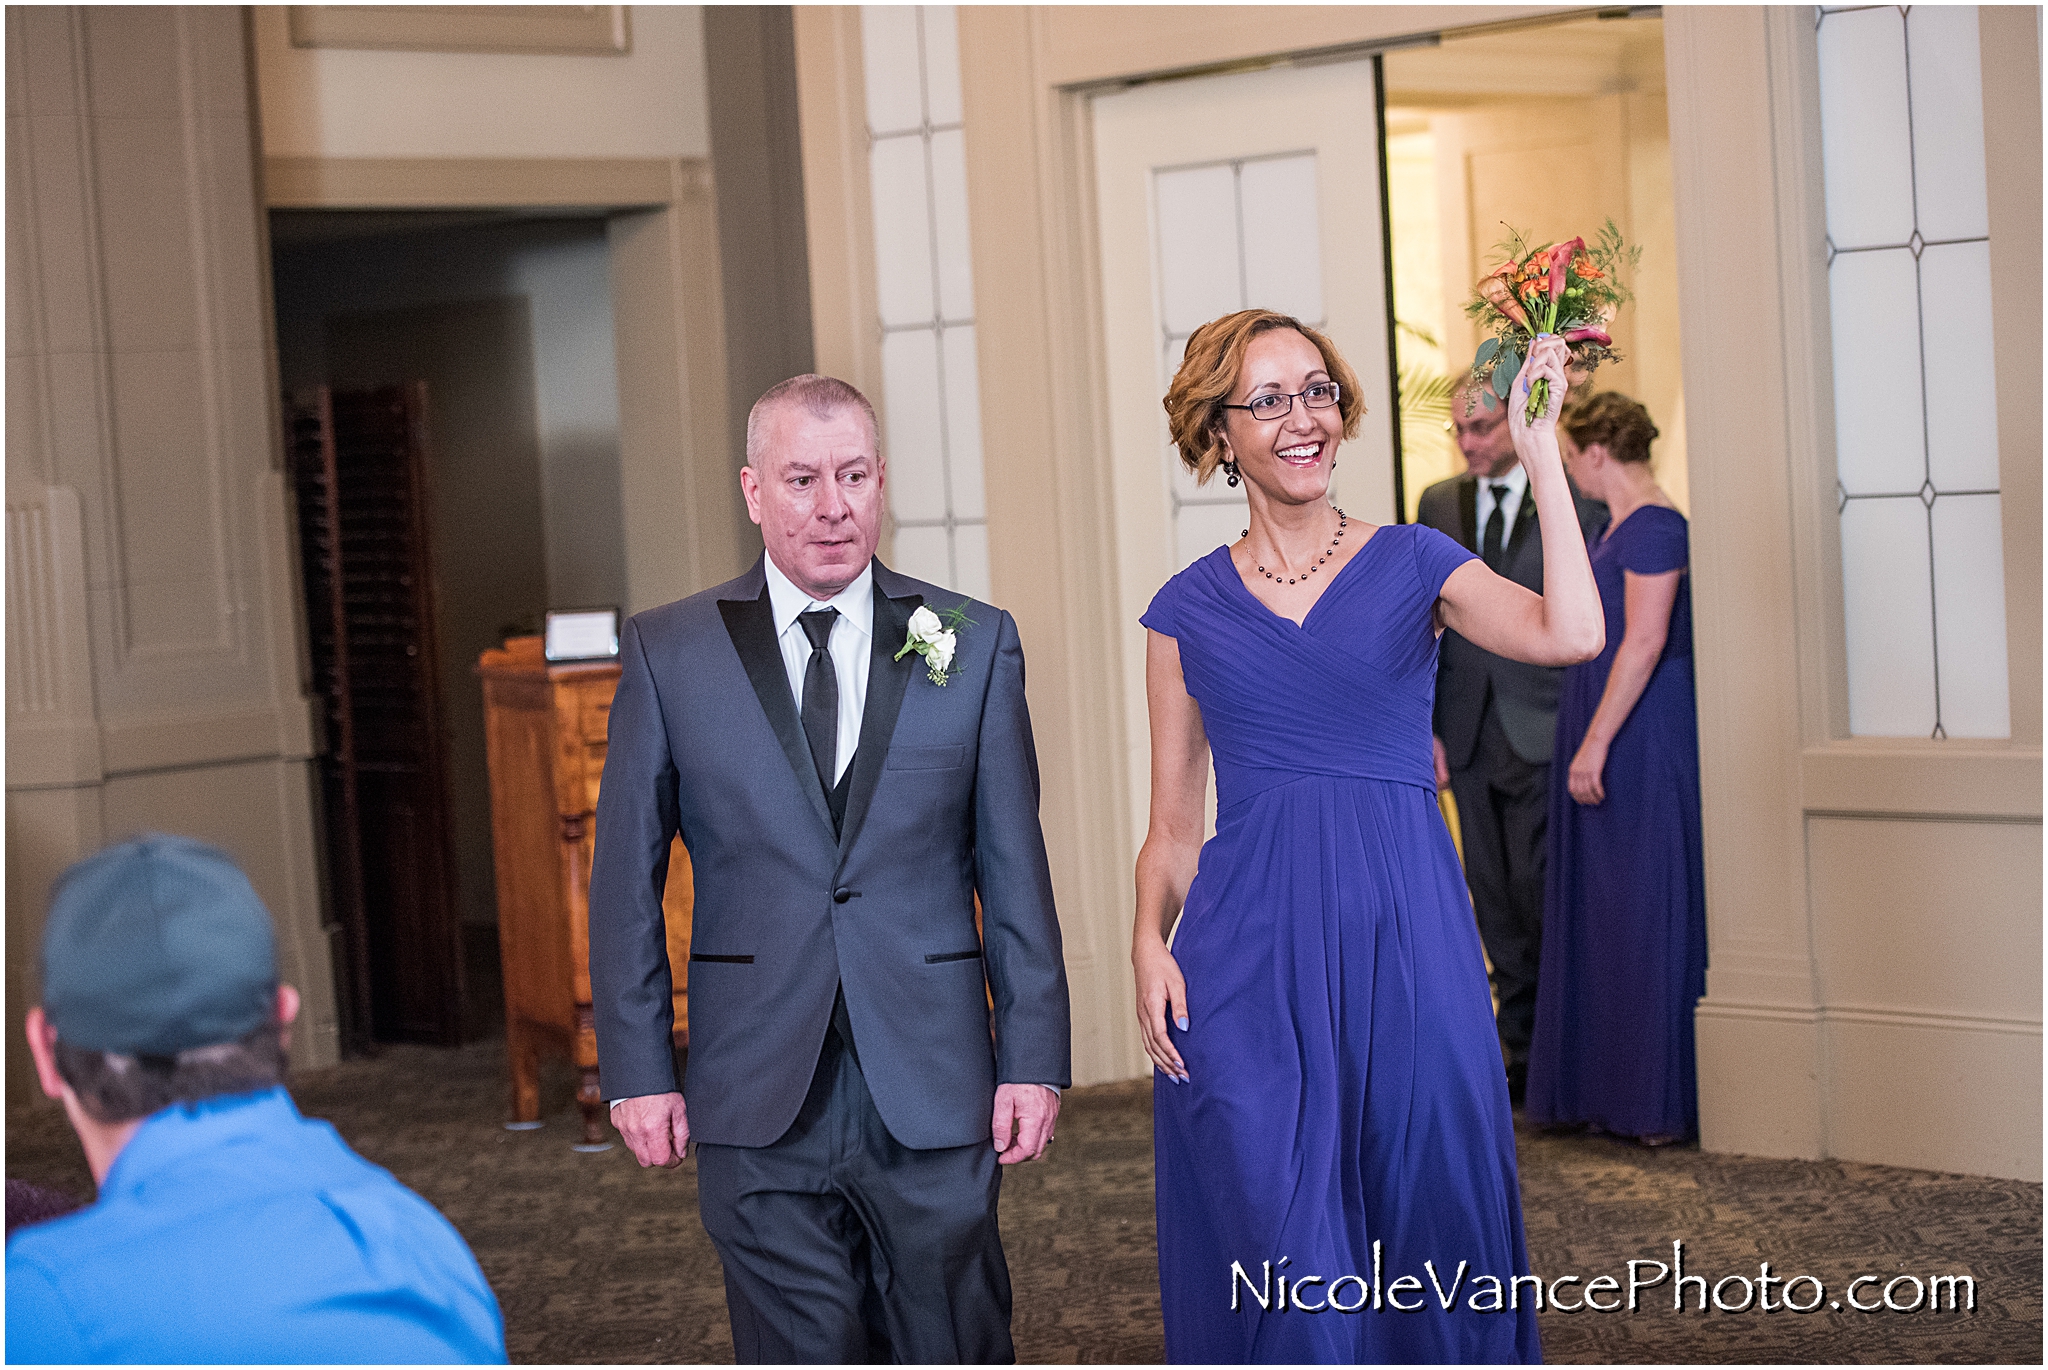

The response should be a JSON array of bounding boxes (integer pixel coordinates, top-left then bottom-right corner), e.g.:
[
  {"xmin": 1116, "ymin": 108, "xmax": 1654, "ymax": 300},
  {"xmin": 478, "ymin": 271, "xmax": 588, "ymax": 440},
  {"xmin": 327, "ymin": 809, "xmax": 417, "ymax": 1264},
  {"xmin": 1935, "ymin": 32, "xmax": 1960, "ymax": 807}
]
[{"xmin": 40, "ymin": 835, "xmax": 279, "ymax": 1056}]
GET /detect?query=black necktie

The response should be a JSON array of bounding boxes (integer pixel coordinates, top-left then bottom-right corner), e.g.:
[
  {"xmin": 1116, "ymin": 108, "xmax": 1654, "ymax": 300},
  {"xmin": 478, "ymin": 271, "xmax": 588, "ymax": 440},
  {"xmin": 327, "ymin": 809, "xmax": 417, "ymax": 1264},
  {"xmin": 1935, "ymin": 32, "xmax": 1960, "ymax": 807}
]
[
  {"xmin": 798, "ymin": 609, "xmax": 839, "ymax": 801},
  {"xmin": 1483, "ymin": 483, "xmax": 1511, "ymax": 570}
]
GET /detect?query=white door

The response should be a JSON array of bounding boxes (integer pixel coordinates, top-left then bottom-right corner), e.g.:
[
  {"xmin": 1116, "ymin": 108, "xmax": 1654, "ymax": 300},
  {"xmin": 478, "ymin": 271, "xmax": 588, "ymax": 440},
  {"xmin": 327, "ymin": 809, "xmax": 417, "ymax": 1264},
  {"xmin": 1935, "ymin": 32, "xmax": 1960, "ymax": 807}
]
[{"xmin": 1093, "ymin": 60, "xmax": 1398, "ymax": 856}]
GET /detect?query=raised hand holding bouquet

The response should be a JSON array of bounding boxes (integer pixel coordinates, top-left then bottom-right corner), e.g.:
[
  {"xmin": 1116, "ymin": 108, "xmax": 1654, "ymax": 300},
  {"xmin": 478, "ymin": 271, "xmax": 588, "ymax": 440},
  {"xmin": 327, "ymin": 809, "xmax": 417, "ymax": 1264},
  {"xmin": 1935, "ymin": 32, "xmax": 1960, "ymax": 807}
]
[{"xmin": 1466, "ymin": 219, "xmax": 1639, "ymax": 423}]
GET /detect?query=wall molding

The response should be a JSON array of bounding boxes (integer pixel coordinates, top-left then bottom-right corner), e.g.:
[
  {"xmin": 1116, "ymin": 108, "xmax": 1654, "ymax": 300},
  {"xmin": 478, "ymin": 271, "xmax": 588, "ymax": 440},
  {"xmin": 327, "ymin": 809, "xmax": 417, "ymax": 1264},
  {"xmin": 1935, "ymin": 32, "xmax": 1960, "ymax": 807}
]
[
  {"xmin": 263, "ymin": 155, "xmax": 684, "ymax": 210},
  {"xmin": 284, "ymin": 4, "xmax": 631, "ymax": 57},
  {"xmin": 1800, "ymin": 744, "xmax": 2044, "ymax": 820},
  {"xmin": 1698, "ymin": 998, "xmax": 2041, "ymax": 1038}
]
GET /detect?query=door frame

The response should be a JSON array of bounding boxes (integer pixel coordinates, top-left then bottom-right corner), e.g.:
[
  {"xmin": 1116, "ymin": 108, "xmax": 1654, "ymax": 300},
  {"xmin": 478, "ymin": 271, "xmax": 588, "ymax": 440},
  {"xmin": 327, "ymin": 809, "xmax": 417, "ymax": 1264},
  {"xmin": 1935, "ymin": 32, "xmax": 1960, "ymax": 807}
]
[{"xmin": 263, "ymin": 155, "xmax": 747, "ymax": 615}]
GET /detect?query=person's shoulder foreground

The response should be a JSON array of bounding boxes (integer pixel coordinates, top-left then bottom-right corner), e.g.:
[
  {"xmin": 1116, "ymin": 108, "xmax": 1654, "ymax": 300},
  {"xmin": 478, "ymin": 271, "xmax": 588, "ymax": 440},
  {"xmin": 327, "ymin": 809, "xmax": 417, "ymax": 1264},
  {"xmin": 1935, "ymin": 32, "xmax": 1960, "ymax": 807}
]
[{"xmin": 5, "ymin": 1088, "xmax": 506, "ymax": 1365}]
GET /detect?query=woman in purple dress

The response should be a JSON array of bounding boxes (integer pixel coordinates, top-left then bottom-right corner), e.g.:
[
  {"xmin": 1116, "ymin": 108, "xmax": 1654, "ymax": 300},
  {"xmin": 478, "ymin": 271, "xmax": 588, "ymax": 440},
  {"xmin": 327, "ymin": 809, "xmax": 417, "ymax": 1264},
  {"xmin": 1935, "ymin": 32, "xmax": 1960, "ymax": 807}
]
[
  {"xmin": 1130, "ymin": 311, "xmax": 1602, "ymax": 1364},
  {"xmin": 1527, "ymin": 393, "xmax": 1706, "ymax": 1145}
]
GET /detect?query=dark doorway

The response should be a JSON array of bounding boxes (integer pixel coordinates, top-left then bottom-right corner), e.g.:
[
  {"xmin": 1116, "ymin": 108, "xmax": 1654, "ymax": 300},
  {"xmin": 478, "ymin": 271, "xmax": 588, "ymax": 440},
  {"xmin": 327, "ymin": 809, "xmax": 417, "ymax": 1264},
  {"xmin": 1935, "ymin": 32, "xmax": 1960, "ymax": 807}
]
[{"xmin": 272, "ymin": 214, "xmax": 622, "ymax": 1048}]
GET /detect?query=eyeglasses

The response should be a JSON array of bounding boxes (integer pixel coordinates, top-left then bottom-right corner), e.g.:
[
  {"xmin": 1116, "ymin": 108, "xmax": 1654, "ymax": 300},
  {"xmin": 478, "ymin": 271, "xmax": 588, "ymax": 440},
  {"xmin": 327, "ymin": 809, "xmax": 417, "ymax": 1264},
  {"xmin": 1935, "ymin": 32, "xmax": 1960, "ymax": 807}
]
[{"xmin": 1221, "ymin": 382, "xmax": 1342, "ymax": 422}]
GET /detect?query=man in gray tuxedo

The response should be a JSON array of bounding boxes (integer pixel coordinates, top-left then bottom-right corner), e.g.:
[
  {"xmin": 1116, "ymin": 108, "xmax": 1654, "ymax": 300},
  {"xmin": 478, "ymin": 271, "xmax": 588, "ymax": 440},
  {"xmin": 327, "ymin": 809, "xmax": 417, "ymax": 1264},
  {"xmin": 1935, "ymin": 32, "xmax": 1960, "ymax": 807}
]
[
  {"xmin": 1417, "ymin": 377, "xmax": 1605, "ymax": 1105},
  {"xmin": 588, "ymin": 374, "xmax": 1070, "ymax": 1363}
]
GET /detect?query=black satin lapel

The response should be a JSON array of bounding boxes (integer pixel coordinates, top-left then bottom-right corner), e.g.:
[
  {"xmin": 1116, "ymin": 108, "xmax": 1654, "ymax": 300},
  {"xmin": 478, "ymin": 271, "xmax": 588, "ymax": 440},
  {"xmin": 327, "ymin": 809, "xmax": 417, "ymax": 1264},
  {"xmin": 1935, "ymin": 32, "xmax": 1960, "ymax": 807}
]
[
  {"xmin": 1458, "ymin": 478, "xmax": 1479, "ymax": 552},
  {"xmin": 838, "ymin": 587, "xmax": 921, "ymax": 854},
  {"xmin": 718, "ymin": 590, "xmax": 833, "ymax": 833}
]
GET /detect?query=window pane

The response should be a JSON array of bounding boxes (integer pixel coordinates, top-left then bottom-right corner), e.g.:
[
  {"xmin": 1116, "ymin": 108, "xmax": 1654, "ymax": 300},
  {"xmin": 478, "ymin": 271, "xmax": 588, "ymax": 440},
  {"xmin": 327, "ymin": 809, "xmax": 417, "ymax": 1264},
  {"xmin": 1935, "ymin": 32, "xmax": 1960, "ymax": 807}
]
[
  {"xmin": 1906, "ymin": 6, "xmax": 1990, "ymax": 243},
  {"xmin": 1828, "ymin": 246, "xmax": 1925, "ymax": 496},
  {"xmin": 870, "ymin": 135, "xmax": 935, "ymax": 328},
  {"xmin": 951, "ymin": 519, "xmax": 991, "ymax": 603},
  {"xmin": 1840, "ymin": 497, "xmax": 1936, "ymax": 738},
  {"xmin": 1919, "ymin": 241, "xmax": 2000, "ymax": 493},
  {"xmin": 1155, "ymin": 163, "xmax": 1243, "ymax": 335},
  {"xmin": 881, "ymin": 328, "xmax": 947, "ymax": 523},
  {"xmin": 890, "ymin": 521, "xmax": 951, "ymax": 587},
  {"xmin": 861, "ymin": 6, "xmax": 923, "ymax": 135},
  {"xmin": 922, "ymin": 5, "xmax": 964, "ymax": 126},
  {"xmin": 940, "ymin": 325, "xmax": 985, "ymax": 519},
  {"xmin": 930, "ymin": 129, "xmax": 975, "ymax": 320},
  {"xmin": 1817, "ymin": 7, "xmax": 1915, "ymax": 251},
  {"xmin": 1175, "ymin": 499, "xmax": 1248, "ymax": 573},
  {"xmin": 1930, "ymin": 494, "xmax": 2011, "ymax": 739}
]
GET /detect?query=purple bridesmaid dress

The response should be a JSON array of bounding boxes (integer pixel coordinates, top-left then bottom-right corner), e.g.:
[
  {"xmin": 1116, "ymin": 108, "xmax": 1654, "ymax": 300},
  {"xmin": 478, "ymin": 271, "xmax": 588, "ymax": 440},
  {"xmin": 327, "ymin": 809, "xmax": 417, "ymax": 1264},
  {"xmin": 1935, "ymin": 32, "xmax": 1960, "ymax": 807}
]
[
  {"xmin": 1146, "ymin": 524, "xmax": 1542, "ymax": 1364},
  {"xmin": 1527, "ymin": 505, "xmax": 1707, "ymax": 1141}
]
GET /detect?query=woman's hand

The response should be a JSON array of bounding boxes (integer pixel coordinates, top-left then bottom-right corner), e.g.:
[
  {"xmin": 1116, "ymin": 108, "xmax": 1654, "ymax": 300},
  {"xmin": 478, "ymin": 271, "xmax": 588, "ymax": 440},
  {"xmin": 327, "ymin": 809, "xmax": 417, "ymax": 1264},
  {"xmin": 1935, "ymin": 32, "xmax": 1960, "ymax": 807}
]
[
  {"xmin": 1567, "ymin": 736, "xmax": 1609, "ymax": 806},
  {"xmin": 1133, "ymin": 938, "xmax": 1190, "ymax": 1083},
  {"xmin": 1508, "ymin": 334, "xmax": 1572, "ymax": 448}
]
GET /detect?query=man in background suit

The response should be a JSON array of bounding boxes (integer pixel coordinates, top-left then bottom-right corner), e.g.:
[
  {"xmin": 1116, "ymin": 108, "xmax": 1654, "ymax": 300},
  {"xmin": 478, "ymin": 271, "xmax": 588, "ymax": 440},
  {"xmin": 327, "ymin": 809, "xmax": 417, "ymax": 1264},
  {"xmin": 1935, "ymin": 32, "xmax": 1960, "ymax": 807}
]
[
  {"xmin": 1418, "ymin": 377, "xmax": 1606, "ymax": 1105},
  {"xmin": 588, "ymin": 374, "xmax": 1070, "ymax": 1363}
]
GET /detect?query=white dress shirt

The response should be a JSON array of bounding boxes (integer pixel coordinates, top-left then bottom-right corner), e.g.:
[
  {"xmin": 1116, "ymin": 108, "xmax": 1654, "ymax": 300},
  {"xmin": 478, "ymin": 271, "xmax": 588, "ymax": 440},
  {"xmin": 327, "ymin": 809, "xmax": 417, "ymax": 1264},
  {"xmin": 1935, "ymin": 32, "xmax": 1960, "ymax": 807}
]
[
  {"xmin": 1474, "ymin": 463, "xmax": 1529, "ymax": 550},
  {"xmin": 764, "ymin": 555, "xmax": 872, "ymax": 784}
]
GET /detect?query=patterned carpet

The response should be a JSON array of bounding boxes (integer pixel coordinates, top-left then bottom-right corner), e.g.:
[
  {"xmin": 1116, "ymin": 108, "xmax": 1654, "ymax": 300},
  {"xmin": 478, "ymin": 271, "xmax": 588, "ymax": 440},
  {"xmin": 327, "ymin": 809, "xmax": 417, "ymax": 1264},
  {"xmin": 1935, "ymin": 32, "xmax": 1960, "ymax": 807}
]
[{"xmin": 7, "ymin": 1037, "xmax": 2039, "ymax": 1364}]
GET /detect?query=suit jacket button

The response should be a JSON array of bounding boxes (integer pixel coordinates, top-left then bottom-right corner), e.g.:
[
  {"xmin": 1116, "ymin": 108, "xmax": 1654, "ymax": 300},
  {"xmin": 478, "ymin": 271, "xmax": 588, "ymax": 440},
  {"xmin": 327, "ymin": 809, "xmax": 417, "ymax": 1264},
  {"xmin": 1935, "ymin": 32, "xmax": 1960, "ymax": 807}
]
[{"xmin": 833, "ymin": 887, "xmax": 852, "ymax": 904}]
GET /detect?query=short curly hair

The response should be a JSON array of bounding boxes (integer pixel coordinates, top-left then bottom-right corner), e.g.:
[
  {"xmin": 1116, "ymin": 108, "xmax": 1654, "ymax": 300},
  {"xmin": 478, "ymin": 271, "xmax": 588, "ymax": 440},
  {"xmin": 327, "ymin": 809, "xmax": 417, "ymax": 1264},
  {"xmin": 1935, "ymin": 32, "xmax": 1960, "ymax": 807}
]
[
  {"xmin": 1561, "ymin": 390, "xmax": 1659, "ymax": 465},
  {"xmin": 1163, "ymin": 310, "xmax": 1364, "ymax": 486}
]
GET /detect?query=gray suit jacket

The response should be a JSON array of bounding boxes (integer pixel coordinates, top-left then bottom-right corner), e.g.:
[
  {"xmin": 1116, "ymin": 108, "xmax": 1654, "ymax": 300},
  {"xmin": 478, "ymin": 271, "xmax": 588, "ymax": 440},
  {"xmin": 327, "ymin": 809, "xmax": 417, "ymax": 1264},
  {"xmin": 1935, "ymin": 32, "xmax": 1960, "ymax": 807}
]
[
  {"xmin": 587, "ymin": 556, "xmax": 1071, "ymax": 1150},
  {"xmin": 1416, "ymin": 471, "xmax": 1607, "ymax": 768}
]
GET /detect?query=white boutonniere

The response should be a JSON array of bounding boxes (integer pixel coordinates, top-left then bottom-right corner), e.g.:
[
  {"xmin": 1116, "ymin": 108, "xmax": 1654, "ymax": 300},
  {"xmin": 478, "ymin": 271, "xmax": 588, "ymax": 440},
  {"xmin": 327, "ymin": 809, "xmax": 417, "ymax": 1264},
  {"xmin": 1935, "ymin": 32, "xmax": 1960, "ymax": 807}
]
[{"xmin": 895, "ymin": 601, "xmax": 976, "ymax": 686}]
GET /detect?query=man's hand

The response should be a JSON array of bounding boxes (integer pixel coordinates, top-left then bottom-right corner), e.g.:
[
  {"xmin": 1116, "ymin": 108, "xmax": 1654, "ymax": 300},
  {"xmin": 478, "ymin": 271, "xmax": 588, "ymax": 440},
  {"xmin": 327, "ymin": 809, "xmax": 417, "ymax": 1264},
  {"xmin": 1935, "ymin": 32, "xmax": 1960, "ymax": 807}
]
[
  {"xmin": 991, "ymin": 1083, "xmax": 1059, "ymax": 1165},
  {"xmin": 611, "ymin": 1091, "xmax": 690, "ymax": 1169},
  {"xmin": 1432, "ymin": 734, "xmax": 1451, "ymax": 791}
]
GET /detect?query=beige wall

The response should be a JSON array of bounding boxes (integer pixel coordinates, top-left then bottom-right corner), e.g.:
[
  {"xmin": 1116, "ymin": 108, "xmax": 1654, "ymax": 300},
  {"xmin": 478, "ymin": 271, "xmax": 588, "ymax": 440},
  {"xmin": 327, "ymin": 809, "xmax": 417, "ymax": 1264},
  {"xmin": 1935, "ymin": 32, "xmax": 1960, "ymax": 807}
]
[
  {"xmin": 1670, "ymin": 6, "xmax": 2040, "ymax": 1181},
  {"xmin": 796, "ymin": 4, "xmax": 2043, "ymax": 1178},
  {"xmin": 250, "ymin": 5, "xmax": 710, "ymax": 161},
  {"xmin": 6, "ymin": 7, "xmax": 339, "ymax": 1102}
]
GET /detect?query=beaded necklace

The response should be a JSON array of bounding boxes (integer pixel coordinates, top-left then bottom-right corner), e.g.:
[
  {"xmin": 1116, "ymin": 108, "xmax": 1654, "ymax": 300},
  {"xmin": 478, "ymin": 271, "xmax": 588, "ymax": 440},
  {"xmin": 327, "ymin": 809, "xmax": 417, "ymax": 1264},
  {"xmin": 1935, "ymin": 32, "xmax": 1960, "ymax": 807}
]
[{"xmin": 1241, "ymin": 507, "xmax": 1348, "ymax": 587}]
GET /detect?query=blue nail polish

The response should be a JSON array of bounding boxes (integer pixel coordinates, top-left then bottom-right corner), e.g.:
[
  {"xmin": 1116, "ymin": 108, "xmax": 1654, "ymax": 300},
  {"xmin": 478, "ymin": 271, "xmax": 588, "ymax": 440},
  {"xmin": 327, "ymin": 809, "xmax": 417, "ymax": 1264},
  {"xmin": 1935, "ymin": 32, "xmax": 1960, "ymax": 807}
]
[{"xmin": 1176, "ymin": 1015, "xmax": 1189, "ymax": 1031}]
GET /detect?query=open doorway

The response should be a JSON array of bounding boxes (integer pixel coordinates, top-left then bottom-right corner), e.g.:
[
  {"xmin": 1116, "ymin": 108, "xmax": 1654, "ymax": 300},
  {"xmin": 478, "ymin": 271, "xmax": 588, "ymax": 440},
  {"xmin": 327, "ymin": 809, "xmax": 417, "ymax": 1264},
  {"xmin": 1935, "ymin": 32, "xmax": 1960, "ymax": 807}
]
[
  {"xmin": 270, "ymin": 212, "xmax": 626, "ymax": 1047},
  {"xmin": 1383, "ymin": 11, "xmax": 1684, "ymax": 522}
]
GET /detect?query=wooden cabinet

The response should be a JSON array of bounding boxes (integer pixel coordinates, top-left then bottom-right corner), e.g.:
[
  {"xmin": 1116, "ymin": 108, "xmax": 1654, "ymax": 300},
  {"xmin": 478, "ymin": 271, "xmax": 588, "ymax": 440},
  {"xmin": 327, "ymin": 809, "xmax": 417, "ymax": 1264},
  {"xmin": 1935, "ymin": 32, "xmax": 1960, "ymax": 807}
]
[{"xmin": 478, "ymin": 636, "xmax": 691, "ymax": 1144}]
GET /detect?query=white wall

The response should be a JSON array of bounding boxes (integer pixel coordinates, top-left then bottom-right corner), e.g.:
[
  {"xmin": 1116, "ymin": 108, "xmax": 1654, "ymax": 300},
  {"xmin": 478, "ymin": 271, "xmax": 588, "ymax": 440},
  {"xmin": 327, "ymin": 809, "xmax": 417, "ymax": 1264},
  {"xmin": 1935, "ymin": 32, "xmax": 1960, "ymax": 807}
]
[{"xmin": 251, "ymin": 4, "xmax": 710, "ymax": 160}]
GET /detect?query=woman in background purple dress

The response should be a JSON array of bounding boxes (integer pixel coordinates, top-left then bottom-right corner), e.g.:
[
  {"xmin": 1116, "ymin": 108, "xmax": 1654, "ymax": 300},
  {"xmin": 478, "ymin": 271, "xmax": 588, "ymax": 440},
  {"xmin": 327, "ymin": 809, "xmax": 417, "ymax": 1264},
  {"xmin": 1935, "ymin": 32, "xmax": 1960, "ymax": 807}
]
[
  {"xmin": 1527, "ymin": 392, "xmax": 1707, "ymax": 1145},
  {"xmin": 1131, "ymin": 312, "xmax": 1603, "ymax": 1363}
]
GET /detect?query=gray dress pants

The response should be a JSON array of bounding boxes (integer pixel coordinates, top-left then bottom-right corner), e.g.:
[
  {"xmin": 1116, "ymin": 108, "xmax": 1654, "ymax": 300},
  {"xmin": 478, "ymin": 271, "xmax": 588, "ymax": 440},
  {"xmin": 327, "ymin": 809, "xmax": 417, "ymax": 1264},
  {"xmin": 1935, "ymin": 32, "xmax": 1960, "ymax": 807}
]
[
  {"xmin": 694, "ymin": 995, "xmax": 1013, "ymax": 1364},
  {"xmin": 1447, "ymin": 697, "xmax": 1551, "ymax": 1068}
]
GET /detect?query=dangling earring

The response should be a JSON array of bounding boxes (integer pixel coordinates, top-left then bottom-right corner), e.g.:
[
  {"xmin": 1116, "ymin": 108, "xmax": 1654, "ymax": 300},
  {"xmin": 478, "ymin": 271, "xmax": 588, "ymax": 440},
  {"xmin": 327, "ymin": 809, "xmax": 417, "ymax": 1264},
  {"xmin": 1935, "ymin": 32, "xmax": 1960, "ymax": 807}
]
[{"xmin": 1222, "ymin": 457, "xmax": 1240, "ymax": 488}]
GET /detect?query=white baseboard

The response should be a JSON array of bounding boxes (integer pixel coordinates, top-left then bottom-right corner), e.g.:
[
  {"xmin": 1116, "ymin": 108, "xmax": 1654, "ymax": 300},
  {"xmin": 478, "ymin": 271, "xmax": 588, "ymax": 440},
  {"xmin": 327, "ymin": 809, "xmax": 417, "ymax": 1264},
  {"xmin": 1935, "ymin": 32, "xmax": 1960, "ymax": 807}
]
[{"xmin": 1696, "ymin": 998, "xmax": 2042, "ymax": 1180}]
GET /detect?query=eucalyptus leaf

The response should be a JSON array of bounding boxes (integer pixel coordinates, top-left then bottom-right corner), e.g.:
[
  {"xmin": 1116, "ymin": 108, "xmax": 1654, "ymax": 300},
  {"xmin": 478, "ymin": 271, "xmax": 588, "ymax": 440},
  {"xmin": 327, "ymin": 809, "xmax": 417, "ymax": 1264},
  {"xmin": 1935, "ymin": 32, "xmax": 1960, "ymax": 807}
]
[
  {"xmin": 1491, "ymin": 353, "xmax": 1519, "ymax": 400},
  {"xmin": 1475, "ymin": 337, "xmax": 1501, "ymax": 366}
]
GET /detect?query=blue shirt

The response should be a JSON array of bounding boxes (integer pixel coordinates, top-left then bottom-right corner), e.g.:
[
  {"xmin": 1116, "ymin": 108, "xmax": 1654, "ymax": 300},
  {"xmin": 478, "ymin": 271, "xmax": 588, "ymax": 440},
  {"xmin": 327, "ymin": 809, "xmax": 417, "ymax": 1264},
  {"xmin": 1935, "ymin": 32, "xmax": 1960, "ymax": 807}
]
[{"xmin": 6, "ymin": 1087, "xmax": 505, "ymax": 1364}]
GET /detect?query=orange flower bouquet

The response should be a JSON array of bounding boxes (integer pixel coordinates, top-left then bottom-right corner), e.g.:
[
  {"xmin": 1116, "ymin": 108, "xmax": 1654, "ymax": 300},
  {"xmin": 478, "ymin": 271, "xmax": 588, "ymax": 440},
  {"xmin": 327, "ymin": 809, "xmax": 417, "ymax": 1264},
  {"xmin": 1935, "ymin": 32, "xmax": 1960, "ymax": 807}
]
[{"xmin": 1464, "ymin": 220, "xmax": 1639, "ymax": 423}]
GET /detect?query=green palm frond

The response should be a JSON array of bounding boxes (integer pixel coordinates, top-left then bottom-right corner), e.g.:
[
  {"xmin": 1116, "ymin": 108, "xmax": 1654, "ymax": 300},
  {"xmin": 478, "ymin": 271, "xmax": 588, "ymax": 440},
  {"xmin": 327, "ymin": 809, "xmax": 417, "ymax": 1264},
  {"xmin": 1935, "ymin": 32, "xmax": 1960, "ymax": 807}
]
[{"xmin": 1398, "ymin": 364, "xmax": 1458, "ymax": 434}]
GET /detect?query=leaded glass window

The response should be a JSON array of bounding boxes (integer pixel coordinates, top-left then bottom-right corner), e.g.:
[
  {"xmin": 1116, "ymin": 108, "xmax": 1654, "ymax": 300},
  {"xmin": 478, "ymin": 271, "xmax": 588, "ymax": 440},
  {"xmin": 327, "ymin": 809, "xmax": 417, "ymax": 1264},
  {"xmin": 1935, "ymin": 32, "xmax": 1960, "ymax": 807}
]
[{"xmin": 1816, "ymin": 5, "xmax": 2008, "ymax": 738}]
